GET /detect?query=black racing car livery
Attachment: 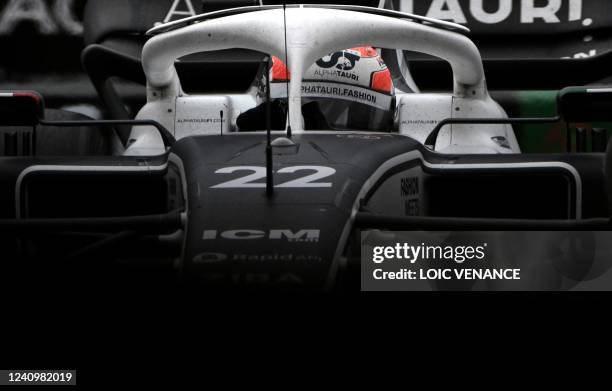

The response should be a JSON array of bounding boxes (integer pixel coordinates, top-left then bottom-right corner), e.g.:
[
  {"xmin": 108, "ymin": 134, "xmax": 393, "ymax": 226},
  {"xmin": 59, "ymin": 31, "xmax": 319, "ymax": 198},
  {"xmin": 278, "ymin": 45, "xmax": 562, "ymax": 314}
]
[{"xmin": 1, "ymin": 2, "xmax": 612, "ymax": 292}]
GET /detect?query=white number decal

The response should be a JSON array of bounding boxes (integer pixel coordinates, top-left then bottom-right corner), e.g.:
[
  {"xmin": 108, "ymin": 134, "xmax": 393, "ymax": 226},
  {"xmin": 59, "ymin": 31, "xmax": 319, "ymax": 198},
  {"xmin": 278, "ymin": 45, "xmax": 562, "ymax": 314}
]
[
  {"xmin": 275, "ymin": 166, "xmax": 335, "ymax": 188},
  {"xmin": 211, "ymin": 166, "xmax": 267, "ymax": 188},
  {"xmin": 212, "ymin": 166, "xmax": 336, "ymax": 189}
]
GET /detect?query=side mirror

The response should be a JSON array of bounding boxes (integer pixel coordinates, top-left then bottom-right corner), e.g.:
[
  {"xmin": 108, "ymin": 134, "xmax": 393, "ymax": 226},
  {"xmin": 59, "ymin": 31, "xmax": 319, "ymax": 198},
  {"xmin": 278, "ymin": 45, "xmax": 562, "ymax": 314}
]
[
  {"xmin": 0, "ymin": 91, "xmax": 45, "ymax": 126},
  {"xmin": 562, "ymin": 88, "xmax": 612, "ymax": 211},
  {"xmin": 558, "ymin": 87, "xmax": 612, "ymax": 123}
]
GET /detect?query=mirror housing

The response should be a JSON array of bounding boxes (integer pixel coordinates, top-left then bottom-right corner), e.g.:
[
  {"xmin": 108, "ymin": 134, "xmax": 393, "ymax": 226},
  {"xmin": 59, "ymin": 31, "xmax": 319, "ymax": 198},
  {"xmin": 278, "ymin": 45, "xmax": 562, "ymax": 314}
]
[
  {"xmin": 558, "ymin": 87, "xmax": 612, "ymax": 123},
  {"xmin": 0, "ymin": 91, "xmax": 44, "ymax": 126}
]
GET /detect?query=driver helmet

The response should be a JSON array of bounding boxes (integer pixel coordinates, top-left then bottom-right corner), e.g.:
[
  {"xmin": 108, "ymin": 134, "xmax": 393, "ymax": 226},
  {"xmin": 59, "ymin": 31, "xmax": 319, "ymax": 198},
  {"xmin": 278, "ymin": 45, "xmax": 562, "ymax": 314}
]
[{"xmin": 268, "ymin": 46, "xmax": 395, "ymax": 131}]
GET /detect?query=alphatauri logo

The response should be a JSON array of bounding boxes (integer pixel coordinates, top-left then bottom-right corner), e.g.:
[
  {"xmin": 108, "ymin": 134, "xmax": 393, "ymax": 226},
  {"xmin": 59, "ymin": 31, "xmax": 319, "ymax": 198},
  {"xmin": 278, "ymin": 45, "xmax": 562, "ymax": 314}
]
[
  {"xmin": 162, "ymin": 0, "xmax": 197, "ymax": 24},
  {"xmin": 400, "ymin": 0, "xmax": 588, "ymax": 25},
  {"xmin": 203, "ymin": 229, "xmax": 321, "ymax": 243},
  {"xmin": 316, "ymin": 51, "xmax": 361, "ymax": 71}
]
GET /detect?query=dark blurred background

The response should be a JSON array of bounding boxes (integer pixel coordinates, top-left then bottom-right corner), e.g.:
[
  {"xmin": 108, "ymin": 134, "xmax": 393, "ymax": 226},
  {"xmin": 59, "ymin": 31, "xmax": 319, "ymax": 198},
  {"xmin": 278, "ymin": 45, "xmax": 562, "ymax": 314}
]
[
  {"xmin": 0, "ymin": 0, "xmax": 93, "ymax": 111},
  {"xmin": 0, "ymin": 1, "xmax": 380, "ymax": 118}
]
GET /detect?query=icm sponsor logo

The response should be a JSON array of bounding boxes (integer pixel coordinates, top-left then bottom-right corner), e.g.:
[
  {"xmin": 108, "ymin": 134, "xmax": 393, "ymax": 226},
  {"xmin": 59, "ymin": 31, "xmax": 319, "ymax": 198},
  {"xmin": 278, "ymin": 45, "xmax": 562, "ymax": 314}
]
[{"xmin": 202, "ymin": 229, "xmax": 321, "ymax": 243}]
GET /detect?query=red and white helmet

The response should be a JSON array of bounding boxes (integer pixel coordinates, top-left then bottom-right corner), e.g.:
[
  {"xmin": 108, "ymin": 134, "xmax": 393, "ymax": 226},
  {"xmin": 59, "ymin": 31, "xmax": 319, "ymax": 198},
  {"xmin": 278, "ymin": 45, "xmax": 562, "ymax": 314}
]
[{"xmin": 268, "ymin": 46, "xmax": 395, "ymax": 131}]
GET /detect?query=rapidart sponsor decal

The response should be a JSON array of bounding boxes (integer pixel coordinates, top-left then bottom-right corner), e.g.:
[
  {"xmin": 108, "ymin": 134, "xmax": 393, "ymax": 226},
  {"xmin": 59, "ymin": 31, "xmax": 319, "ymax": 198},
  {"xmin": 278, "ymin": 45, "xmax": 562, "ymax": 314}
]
[
  {"xmin": 228, "ymin": 253, "xmax": 323, "ymax": 263},
  {"xmin": 192, "ymin": 252, "xmax": 323, "ymax": 264}
]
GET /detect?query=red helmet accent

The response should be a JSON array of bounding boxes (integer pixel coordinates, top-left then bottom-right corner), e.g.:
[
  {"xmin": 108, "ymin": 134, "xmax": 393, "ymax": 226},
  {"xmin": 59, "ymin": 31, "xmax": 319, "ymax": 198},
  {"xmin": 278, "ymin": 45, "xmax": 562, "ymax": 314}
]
[{"xmin": 370, "ymin": 69, "xmax": 393, "ymax": 94}]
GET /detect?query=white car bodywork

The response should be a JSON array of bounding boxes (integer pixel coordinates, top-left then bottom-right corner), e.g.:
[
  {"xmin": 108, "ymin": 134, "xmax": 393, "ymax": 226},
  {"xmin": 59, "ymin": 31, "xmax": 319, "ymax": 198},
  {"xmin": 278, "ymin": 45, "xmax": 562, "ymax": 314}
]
[{"xmin": 125, "ymin": 5, "xmax": 519, "ymax": 156}]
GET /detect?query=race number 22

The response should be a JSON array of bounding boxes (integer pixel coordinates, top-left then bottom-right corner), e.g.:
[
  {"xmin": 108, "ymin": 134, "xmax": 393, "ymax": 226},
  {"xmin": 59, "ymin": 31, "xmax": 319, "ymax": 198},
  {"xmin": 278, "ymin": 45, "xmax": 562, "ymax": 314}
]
[{"xmin": 211, "ymin": 166, "xmax": 336, "ymax": 188}]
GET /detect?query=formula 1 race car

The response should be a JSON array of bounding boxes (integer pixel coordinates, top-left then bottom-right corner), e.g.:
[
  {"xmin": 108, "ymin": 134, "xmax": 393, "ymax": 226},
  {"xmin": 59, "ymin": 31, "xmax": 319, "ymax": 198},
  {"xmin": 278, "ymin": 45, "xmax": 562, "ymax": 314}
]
[{"xmin": 1, "ymin": 3, "xmax": 611, "ymax": 291}]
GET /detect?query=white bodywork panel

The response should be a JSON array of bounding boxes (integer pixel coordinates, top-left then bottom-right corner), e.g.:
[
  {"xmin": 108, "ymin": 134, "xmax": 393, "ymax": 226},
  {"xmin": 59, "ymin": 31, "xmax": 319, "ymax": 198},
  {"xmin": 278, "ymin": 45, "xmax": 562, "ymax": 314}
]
[
  {"xmin": 127, "ymin": 93, "xmax": 257, "ymax": 155},
  {"xmin": 125, "ymin": 6, "xmax": 517, "ymax": 156},
  {"xmin": 175, "ymin": 96, "xmax": 232, "ymax": 138},
  {"xmin": 397, "ymin": 93, "xmax": 453, "ymax": 144},
  {"xmin": 397, "ymin": 93, "xmax": 520, "ymax": 153}
]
